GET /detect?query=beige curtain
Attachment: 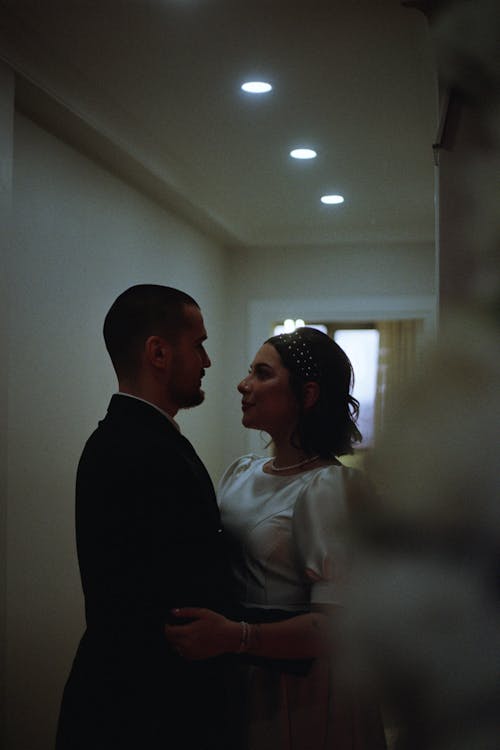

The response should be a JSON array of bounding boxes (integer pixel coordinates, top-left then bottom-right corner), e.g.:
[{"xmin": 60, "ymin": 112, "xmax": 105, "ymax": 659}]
[{"xmin": 374, "ymin": 319, "xmax": 423, "ymax": 440}]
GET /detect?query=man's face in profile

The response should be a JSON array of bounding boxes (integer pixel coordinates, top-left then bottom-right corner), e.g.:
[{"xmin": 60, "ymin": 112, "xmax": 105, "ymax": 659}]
[{"xmin": 168, "ymin": 305, "xmax": 211, "ymax": 410}]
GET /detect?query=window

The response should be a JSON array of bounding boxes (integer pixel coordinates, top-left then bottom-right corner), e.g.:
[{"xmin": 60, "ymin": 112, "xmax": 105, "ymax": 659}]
[{"xmin": 333, "ymin": 328, "xmax": 379, "ymax": 447}]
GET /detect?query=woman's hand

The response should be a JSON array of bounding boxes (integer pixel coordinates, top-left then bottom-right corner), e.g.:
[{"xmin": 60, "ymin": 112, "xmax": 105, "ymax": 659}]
[{"xmin": 164, "ymin": 607, "xmax": 240, "ymax": 660}]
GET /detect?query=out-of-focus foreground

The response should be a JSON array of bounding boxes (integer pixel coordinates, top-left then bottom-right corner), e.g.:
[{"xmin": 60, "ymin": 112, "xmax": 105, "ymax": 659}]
[{"xmin": 340, "ymin": 2, "xmax": 500, "ymax": 748}]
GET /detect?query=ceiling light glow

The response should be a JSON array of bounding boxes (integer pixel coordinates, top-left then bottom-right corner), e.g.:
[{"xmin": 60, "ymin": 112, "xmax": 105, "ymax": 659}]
[
  {"xmin": 320, "ymin": 194, "xmax": 344, "ymax": 205},
  {"xmin": 241, "ymin": 81, "xmax": 272, "ymax": 94},
  {"xmin": 290, "ymin": 148, "xmax": 317, "ymax": 160}
]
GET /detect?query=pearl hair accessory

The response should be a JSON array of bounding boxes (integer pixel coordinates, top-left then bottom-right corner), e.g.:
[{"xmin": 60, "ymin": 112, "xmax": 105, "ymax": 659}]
[{"xmin": 276, "ymin": 331, "xmax": 320, "ymax": 379}]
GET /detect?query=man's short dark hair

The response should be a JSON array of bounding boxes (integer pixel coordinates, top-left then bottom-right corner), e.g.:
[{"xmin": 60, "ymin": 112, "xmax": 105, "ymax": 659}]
[{"xmin": 103, "ymin": 284, "xmax": 199, "ymax": 379}]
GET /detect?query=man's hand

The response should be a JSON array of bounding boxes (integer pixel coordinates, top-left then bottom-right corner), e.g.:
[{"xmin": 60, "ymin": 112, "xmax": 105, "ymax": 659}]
[{"xmin": 164, "ymin": 607, "xmax": 240, "ymax": 659}]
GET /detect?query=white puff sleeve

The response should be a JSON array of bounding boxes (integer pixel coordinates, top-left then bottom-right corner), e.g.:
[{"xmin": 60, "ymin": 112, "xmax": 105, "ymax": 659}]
[{"xmin": 292, "ymin": 466, "xmax": 358, "ymax": 606}]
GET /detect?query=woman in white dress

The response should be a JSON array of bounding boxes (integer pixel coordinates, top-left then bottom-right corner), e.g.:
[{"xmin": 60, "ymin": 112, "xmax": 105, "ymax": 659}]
[{"xmin": 165, "ymin": 328, "xmax": 387, "ymax": 750}]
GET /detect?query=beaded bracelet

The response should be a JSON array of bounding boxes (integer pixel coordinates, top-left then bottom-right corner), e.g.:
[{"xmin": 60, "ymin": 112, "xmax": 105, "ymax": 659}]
[{"xmin": 238, "ymin": 621, "xmax": 249, "ymax": 653}]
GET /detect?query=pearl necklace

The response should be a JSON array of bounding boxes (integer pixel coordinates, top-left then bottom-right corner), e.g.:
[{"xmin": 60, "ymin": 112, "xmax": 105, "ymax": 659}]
[{"xmin": 270, "ymin": 455, "xmax": 320, "ymax": 472}]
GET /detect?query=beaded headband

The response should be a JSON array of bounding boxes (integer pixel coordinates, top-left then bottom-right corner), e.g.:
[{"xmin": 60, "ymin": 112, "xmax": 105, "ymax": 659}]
[{"xmin": 274, "ymin": 331, "xmax": 320, "ymax": 380}]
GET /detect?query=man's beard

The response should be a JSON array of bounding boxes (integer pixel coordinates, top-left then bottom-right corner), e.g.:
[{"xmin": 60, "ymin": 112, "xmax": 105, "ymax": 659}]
[
  {"xmin": 180, "ymin": 388, "xmax": 205, "ymax": 409},
  {"xmin": 170, "ymin": 381, "xmax": 205, "ymax": 410}
]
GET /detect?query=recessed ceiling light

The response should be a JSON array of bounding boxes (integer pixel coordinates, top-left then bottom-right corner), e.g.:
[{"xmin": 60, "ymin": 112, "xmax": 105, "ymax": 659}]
[
  {"xmin": 290, "ymin": 148, "xmax": 317, "ymax": 160},
  {"xmin": 241, "ymin": 81, "xmax": 272, "ymax": 94},
  {"xmin": 320, "ymin": 194, "xmax": 344, "ymax": 205}
]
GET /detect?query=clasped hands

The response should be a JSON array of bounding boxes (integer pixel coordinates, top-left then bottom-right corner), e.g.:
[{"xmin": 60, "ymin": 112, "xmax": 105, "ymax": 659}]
[{"xmin": 164, "ymin": 607, "xmax": 238, "ymax": 660}]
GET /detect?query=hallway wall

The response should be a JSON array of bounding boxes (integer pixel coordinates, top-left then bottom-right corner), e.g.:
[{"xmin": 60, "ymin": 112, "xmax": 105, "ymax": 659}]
[{"xmin": 5, "ymin": 110, "xmax": 228, "ymax": 749}]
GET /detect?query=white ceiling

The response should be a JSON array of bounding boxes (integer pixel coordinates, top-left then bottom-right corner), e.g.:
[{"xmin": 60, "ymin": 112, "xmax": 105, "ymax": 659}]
[{"xmin": 1, "ymin": 0, "xmax": 438, "ymax": 250}]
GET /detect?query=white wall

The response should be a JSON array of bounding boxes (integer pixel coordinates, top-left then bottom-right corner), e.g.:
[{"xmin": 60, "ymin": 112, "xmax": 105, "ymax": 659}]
[
  {"xmin": 0, "ymin": 60, "xmax": 14, "ymax": 749},
  {"xmin": 6, "ymin": 112, "xmax": 228, "ymax": 749}
]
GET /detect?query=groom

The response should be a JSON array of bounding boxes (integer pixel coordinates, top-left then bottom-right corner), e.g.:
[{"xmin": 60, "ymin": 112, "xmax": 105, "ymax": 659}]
[{"xmin": 56, "ymin": 284, "xmax": 237, "ymax": 749}]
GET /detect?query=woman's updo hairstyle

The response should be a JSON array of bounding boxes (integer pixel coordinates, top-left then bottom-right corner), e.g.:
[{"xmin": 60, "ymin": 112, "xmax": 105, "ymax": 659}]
[{"xmin": 265, "ymin": 327, "xmax": 362, "ymax": 457}]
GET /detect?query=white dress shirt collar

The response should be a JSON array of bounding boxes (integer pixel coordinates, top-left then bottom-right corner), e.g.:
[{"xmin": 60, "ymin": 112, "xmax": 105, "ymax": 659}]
[{"xmin": 115, "ymin": 392, "xmax": 181, "ymax": 432}]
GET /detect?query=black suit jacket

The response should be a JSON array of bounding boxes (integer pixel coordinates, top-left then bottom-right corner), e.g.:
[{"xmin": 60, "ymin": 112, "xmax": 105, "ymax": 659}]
[{"xmin": 56, "ymin": 395, "xmax": 239, "ymax": 749}]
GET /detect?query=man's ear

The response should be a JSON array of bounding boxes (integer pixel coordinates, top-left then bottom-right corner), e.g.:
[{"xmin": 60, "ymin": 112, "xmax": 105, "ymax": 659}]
[
  {"xmin": 144, "ymin": 335, "xmax": 171, "ymax": 370},
  {"xmin": 303, "ymin": 381, "xmax": 320, "ymax": 411}
]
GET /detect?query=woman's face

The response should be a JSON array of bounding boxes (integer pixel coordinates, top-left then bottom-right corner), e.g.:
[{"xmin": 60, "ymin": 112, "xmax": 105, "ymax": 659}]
[{"xmin": 237, "ymin": 343, "xmax": 299, "ymax": 439}]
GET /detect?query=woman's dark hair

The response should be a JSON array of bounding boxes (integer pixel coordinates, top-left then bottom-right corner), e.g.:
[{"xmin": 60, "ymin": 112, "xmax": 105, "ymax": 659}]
[{"xmin": 265, "ymin": 327, "xmax": 362, "ymax": 457}]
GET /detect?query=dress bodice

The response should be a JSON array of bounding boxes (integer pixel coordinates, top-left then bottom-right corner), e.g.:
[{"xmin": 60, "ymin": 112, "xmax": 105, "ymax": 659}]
[{"xmin": 218, "ymin": 454, "xmax": 353, "ymax": 611}]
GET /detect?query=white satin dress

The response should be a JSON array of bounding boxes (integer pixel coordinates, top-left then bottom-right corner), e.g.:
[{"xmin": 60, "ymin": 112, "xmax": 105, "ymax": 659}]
[{"xmin": 218, "ymin": 454, "xmax": 387, "ymax": 750}]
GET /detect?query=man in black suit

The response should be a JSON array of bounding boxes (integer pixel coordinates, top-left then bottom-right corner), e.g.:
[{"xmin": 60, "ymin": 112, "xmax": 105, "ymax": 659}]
[{"xmin": 56, "ymin": 284, "xmax": 238, "ymax": 749}]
